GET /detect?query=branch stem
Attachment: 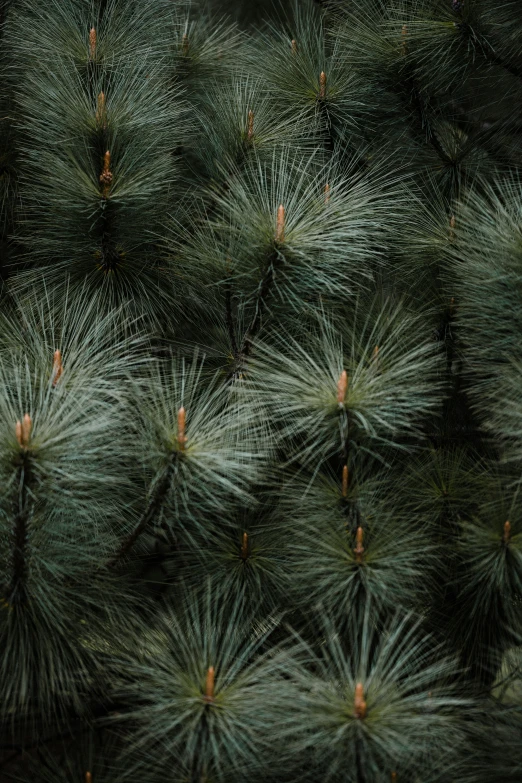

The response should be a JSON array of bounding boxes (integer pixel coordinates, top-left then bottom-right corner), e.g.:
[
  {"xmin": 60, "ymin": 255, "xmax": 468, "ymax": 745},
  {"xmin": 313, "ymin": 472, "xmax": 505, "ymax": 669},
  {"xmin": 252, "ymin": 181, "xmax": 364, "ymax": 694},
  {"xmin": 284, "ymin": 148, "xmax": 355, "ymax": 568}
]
[
  {"xmin": 107, "ymin": 455, "xmax": 176, "ymax": 567},
  {"xmin": 229, "ymin": 250, "xmax": 281, "ymax": 377},
  {"xmin": 225, "ymin": 277, "xmax": 238, "ymax": 357}
]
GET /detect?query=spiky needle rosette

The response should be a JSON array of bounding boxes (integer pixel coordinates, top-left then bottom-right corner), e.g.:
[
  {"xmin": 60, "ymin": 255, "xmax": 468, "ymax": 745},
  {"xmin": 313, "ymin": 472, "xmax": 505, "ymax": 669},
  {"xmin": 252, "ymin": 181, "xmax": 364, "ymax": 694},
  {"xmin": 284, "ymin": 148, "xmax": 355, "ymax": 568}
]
[
  {"xmin": 109, "ymin": 588, "xmax": 298, "ymax": 782},
  {"xmin": 249, "ymin": 2, "xmax": 383, "ymax": 144},
  {"xmin": 279, "ymin": 469, "xmax": 436, "ymax": 625},
  {"xmin": 127, "ymin": 354, "xmax": 268, "ymax": 543},
  {"xmin": 181, "ymin": 149, "xmax": 408, "ymax": 322},
  {"xmin": 281, "ymin": 606, "xmax": 469, "ymax": 782},
  {"xmin": 243, "ymin": 297, "xmax": 442, "ymax": 470},
  {"xmin": 452, "ymin": 485, "xmax": 522, "ymax": 654},
  {"xmin": 174, "ymin": 504, "xmax": 291, "ymax": 612}
]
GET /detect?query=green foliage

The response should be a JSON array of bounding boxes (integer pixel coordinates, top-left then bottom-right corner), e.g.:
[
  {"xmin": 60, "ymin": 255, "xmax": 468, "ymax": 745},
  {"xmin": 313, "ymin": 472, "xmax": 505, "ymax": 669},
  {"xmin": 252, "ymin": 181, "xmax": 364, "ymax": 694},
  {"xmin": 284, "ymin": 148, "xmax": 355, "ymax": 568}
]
[
  {"xmin": 246, "ymin": 298, "xmax": 443, "ymax": 468},
  {"xmin": 0, "ymin": 0, "xmax": 521, "ymax": 780},
  {"xmin": 6, "ymin": 0, "xmax": 186, "ymax": 319},
  {"xmin": 0, "ymin": 292, "xmax": 148, "ymax": 722},
  {"xmin": 283, "ymin": 605, "xmax": 469, "ymax": 782},
  {"xmin": 175, "ymin": 500, "xmax": 291, "ymax": 611},
  {"xmin": 125, "ymin": 354, "xmax": 267, "ymax": 544},
  {"xmin": 279, "ymin": 467, "xmax": 437, "ymax": 624},
  {"xmin": 452, "ymin": 479, "xmax": 522, "ymax": 656},
  {"xmin": 109, "ymin": 589, "xmax": 294, "ymax": 782}
]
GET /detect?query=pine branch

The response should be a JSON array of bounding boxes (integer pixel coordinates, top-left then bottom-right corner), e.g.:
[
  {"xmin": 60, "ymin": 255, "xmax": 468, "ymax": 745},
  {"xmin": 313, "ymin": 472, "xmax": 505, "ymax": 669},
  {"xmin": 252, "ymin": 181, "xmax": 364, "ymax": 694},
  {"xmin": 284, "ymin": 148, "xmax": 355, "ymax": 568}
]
[
  {"xmin": 224, "ymin": 274, "xmax": 238, "ymax": 358},
  {"xmin": 235, "ymin": 248, "xmax": 282, "ymax": 371},
  {"xmin": 107, "ymin": 454, "xmax": 176, "ymax": 567},
  {"xmin": 404, "ymin": 73, "xmax": 453, "ymax": 167}
]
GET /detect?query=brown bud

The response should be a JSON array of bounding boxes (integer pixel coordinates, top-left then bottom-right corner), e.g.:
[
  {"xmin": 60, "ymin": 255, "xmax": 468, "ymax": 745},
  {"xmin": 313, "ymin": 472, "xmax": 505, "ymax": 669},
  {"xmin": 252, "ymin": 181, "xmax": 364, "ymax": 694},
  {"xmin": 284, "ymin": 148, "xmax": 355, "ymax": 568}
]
[
  {"xmin": 99, "ymin": 150, "xmax": 113, "ymax": 197},
  {"xmin": 354, "ymin": 682, "xmax": 367, "ymax": 719},
  {"xmin": 177, "ymin": 406, "xmax": 187, "ymax": 451},
  {"xmin": 449, "ymin": 214, "xmax": 456, "ymax": 241},
  {"xmin": 354, "ymin": 526, "xmax": 364, "ymax": 563},
  {"xmin": 52, "ymin": 349, "xmax": 63, "ymax": 387},
  {"xmin": 22, "ymin": 414, "xmax": 32, "ymax": 447},
  {"xmin": 182, "ymin": 33, "xmax": 189, "ymax": 54},
  {"xmin": 372, "ymin": 345, "xmax": 379, "ymax": 364},
  {"xmin": 342, "ymin": 464, "xmax": 349, "ymax": 498},
  {"xmin": 241, "ymin": 531, "xmax": 249, "ymax": 560},
  {"xmin": 291, "ymin": 39, "xmax": 297, "ymax": 54},
  {"xmin": 324, "ymin": 182, "xmax": 330, "ymax": 204},
  {"xmin": 503, "ymin": 520, "xmax": 511, "ymax": 544},
  {"xmin": 205, "ymin": 666, "xmax": 215, "ymax": 702},
  {"xmin": 247, "ymin": 109, "xmax": 254, "ymax": 142},
  {"xmin": 89, "ymin": 27, "xmax": 97, "ymax": 60},
  {"xmin": 16, "ymin": 414, "xmax": 32, "ymax": 448},
  {"xmin": 276, "ymin": 204, "xmax": 285, "ymax": 243},
  {"xmin": 95, "ymin": 91, "xmax": 106, "ymax": 127},
  {"xmin": 85, "ymin": 774, "xmax": 93, "ymax": 783},
  {"xmin": 337, "ymin": 370, "xmax": 348, "ymax": 405},
  {"xmin": 391, "ymin": 774, "xmax": 397, "ymax": 783},
  {"xmin": 319, "ymin": 71, "xmax": 326, "ymax": 99}
]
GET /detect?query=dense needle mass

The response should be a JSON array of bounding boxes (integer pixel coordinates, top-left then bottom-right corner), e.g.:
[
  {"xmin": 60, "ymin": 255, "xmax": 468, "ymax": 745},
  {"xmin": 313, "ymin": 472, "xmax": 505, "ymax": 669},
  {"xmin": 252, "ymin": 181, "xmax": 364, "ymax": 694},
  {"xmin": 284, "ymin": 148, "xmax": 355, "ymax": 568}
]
[{"xmin": 0, "ymin": 1, "xmax": 521, "ymax": 781}]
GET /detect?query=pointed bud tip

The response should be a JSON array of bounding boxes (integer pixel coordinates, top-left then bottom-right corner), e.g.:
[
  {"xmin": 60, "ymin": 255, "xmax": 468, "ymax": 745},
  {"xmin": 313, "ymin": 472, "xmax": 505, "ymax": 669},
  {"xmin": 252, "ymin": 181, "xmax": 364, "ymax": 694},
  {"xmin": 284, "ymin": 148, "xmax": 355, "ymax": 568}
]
[
  {"xmin": 354, "ymin": 526, "xmax": 365, "ymax": 562},
  {"xmin": 342, "ymin": 464, "xmax": 349, "ymax": 497},
  {"xmin": 22, "ymin": 414, "xmax": 32, "ymax": 446},
  {"xmin": 96, "ymin": 92, "xmax": 106, "ymax": 125},
  {"xmin": 89, "ymin": 27, "xmax": 97, "ymax": 58},
  {"xmin": 337, "ymin": 370, "xmax": 348, "ymax": 405},
  {"xmin": 324, "ymin": 182, "xmax": 330, "ymax": 203},
  {"xmin": 354, "ymin": 682, "xmax": 367, "ymax": 719},
  {"xmin": 15, "ymin": 413, "xmax": 32, "ymax": 449},
  {"xmin": 319, "ymin": 70, "xmax": 326, "ymax": 98},
  {"xmin": 177, "ymin": 407, "xmax": 187, "ymax": 450},
  {"xmin": 276, "ymin": 204, "xmax": 285, "ymax": 243},
  {"xmin": 241, "ymin": 531, "xmax": 249, "ymax": 560},
  {"xmin": 52, "ymin": 349, "xmax": 63, "ymax": 386}
]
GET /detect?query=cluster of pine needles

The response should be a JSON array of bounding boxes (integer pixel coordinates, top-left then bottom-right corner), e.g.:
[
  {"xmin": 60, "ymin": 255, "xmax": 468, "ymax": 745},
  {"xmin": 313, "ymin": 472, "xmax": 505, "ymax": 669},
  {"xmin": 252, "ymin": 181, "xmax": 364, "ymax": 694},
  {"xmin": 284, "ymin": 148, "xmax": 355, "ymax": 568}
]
[{"xmin": 1, "ymin": 0, "xmax": 522, "ymax": 780}]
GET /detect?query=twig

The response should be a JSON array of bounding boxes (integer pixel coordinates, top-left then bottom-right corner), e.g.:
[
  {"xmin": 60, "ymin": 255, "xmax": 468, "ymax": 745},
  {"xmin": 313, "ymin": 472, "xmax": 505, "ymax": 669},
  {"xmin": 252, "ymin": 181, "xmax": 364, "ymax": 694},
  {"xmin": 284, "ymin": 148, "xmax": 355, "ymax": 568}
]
[{"xmin": 106, "ymin": 456, "xmax": 176, "ymax": 567}]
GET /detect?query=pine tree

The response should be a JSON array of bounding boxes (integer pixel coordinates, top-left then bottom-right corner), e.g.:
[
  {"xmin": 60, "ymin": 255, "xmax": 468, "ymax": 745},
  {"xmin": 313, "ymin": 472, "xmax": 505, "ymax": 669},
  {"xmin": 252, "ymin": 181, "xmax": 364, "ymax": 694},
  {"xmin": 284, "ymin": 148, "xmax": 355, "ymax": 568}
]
[{"xmin": 1, "ymin": 0, "xmax": 522, "ymax": 781}]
